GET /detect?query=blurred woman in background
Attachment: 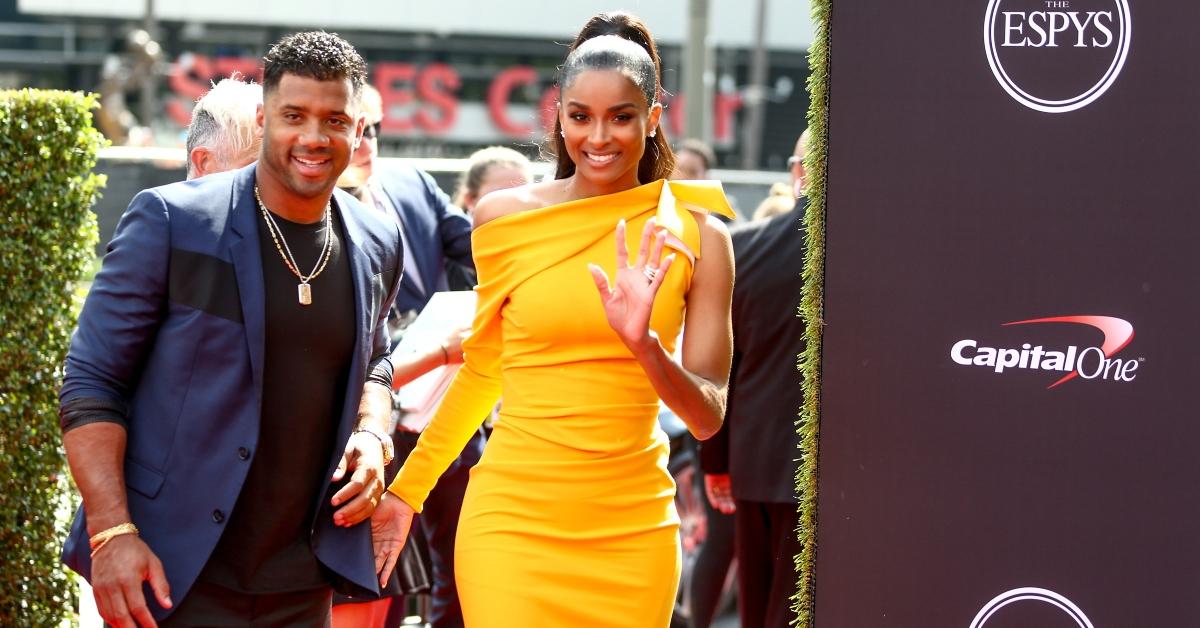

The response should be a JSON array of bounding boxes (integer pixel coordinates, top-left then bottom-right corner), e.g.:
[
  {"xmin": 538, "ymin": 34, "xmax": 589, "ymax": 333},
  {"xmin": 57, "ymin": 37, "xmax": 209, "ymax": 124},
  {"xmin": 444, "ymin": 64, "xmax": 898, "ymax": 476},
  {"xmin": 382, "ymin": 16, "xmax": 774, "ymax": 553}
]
[{"xmin": 453, "ymin": 146, "xmax": 533, "ymax": 213}]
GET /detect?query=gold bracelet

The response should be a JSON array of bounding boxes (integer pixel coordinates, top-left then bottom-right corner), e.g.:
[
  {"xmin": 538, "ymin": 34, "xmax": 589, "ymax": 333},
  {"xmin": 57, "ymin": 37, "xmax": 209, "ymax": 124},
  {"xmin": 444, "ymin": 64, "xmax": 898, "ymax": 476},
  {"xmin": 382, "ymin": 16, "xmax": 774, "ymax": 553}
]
[{"xmin": 89, "ymin": 522, "xmax": 139, "ymax": 558}]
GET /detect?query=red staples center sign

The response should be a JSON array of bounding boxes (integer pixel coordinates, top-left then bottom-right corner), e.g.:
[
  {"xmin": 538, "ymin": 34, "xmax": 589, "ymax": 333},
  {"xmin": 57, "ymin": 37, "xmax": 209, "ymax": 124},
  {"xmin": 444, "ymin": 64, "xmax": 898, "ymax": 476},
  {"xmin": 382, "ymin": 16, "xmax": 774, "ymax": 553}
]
[{"xmin": 950, "ymin": 315, "xmax": 1140, "ymax": 388}]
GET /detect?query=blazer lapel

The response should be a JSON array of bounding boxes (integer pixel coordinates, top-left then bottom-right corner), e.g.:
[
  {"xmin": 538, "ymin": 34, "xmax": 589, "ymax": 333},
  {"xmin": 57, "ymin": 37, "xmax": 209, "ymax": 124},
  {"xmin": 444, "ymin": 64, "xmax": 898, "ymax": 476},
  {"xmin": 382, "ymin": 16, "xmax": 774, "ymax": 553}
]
[
  {"xmin": 380, "ymin": 180, "xmax": 429, "ymax": 305},
  {"xmin": 332, "ymin": 190, "xmax": 372, "ymax": 438},
  {"xmin": 229, "ymin": 164, "xmax": 266, "ymax": 401}
]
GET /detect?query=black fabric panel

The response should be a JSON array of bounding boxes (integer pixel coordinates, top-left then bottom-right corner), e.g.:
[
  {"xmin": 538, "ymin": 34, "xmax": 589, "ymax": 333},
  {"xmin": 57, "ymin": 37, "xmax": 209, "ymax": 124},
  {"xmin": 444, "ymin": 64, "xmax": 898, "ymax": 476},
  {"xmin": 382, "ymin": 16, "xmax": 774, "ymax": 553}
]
[{"xmin": 168, "ymin": 248, "xmax": 243, "ymax": 323}]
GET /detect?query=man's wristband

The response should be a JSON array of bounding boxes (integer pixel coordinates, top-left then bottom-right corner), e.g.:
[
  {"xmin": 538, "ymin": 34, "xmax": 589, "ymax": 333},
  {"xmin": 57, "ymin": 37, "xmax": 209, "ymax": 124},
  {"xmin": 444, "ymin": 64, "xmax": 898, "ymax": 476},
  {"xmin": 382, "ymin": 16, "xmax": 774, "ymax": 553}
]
[
  {"xmin": 354, "ymin": 427, "xmax": 395, "ymax": 465},
  {"xmin": 89, "ymin": 522, "xmax": 139, "ymax": 557}
]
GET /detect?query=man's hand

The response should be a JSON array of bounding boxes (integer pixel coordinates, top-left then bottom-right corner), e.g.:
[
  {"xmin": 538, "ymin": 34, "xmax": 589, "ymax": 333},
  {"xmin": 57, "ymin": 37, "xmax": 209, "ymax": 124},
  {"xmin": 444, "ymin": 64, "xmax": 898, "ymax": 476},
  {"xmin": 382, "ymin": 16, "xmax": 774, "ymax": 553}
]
[
  {"xmin": 91, "ymin": 535, "xmax": 172, "ymax": 628},
  {"xmin": 371, "ymin": 493, "xmax": 416, "ymax": 588},
  {"xmin": 704, "ymin": 473, "xmax": 736, "ymax": 514},
  {"xmin": 331, "ymin": 431, "xmax": 386, "ymax": 526}
]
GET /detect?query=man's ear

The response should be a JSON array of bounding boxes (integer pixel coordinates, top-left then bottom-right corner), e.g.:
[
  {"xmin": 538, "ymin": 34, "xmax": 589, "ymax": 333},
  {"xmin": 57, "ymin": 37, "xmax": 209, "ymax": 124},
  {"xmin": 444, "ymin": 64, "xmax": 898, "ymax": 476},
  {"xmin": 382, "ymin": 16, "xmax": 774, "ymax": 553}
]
[
  {"xmin": 461, "ymin": 192, "xmax": 478, "ymax": 213},
  {"xmin": 188, "ymin": 147, "xmax": 212, "ymax": 180}
]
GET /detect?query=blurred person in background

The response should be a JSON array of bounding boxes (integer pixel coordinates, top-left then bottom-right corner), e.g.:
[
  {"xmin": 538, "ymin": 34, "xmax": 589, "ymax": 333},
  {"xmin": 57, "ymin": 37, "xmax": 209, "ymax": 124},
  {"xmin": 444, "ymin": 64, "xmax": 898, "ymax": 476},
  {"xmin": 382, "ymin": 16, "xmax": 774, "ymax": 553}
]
[
  {"xmin": 751, "ymin": 182, "xmax": 796, "ymax": 222},
  {"xmin": 337, "ymin": 83, "xmax": 480, "ymax": 628},
  {"xmin": 699, "ymin": 128, "xmax": 809, "ymax": 628},
  {"xmin": 371, "ymin": 11, "xmax": 736, "ymax": 626},
  {"xmin": 452, "ymin": 146, "xmax": 533, "ymax": 213},
  {"xmin": 185, "ymin": 75, "xmax": 262, "ymax": 180},
  {"xmin": 446, "ymin": 146, "xmax": 533, "ymax": 290},
  {"xmin": 673, "ymin": 138, "xmax": 736, "ymax": 225},
  {"xmin": 670, "ymin": 136, "xmax": 738, "ymax": 628},
  {"xmin": 336, "ymin": 83, "xmax": 474, "ymax": 330},
  {"xmin": 789, "ymin": 128, "xmax": 810, "ymax": 200},
  {"xmin": 671, "ymin": 138, "xmax": 715, "ymax": 181}
]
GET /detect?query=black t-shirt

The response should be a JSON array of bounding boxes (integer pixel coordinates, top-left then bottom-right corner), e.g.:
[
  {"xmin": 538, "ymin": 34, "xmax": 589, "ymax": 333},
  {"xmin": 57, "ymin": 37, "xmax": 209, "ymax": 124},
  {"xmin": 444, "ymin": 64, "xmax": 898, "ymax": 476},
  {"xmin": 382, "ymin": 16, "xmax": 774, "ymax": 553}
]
[{"xmin": 201, "ymin": 202, "xmax": 356, "ymax": 593}]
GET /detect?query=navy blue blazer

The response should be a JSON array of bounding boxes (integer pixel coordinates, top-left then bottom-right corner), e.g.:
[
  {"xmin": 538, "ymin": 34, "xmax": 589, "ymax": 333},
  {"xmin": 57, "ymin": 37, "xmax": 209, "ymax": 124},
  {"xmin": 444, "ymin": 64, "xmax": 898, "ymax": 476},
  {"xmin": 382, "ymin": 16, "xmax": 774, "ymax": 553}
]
[
  {"xmin": 60, "ymin": 163, "xmax": 404, "ymax": 618},
  {"xmin": 374, "ymin": 163, "xmax": 473, "ymax": 314}
]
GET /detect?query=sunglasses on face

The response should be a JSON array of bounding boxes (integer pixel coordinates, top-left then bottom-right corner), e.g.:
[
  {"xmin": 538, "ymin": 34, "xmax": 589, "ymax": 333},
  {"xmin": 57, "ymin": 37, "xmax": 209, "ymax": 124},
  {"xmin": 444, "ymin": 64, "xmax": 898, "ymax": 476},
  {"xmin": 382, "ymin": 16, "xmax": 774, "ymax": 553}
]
[{"xmin": 363, "ymin": 122, "xmax": 382, "ymax": 140}]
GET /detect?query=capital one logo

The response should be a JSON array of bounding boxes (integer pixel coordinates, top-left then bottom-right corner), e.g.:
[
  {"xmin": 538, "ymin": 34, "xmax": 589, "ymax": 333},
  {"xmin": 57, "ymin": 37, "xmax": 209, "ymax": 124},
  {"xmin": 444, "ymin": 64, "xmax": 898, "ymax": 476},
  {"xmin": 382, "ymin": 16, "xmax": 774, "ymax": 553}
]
[
  {"xmin": 950, "ymin": 315, "xmax": 1140, "ymax": 388},
  {"xmin": 969, "ymin": 587, "xmax": 1094, "ymax": 627},
  {"xmin": 984, "ymin": 0, "xmax": 1132, "ymax": 112}
]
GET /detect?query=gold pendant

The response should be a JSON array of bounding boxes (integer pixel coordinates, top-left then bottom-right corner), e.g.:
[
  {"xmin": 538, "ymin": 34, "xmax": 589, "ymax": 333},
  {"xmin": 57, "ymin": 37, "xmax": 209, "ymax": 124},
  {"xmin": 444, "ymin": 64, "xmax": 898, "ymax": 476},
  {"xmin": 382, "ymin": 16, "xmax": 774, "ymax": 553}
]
[{"xmin": 298, "ymin": 283, "xmax": 312, "ymax": 305}]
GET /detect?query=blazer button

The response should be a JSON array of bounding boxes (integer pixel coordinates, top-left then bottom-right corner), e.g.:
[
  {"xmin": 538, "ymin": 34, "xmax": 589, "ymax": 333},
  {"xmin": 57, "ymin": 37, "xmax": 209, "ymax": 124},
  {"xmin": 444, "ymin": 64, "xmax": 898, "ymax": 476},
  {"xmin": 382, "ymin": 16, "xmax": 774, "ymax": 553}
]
[
  {"xmin": 212, "ymin": 509, "xmax": 225, "ymax": 523},
  {"xmin": 237, "ymin": 447, "xmax": 250, "ymax": 460}
]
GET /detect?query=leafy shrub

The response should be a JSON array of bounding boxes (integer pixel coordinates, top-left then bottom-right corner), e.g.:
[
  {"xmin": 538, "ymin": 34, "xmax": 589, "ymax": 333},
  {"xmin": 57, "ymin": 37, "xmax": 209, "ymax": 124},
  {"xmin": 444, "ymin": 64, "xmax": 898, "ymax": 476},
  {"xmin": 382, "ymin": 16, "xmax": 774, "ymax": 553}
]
[{"xmin": 0, "ymin": 88, "xmax": 106, "ymax": 626}]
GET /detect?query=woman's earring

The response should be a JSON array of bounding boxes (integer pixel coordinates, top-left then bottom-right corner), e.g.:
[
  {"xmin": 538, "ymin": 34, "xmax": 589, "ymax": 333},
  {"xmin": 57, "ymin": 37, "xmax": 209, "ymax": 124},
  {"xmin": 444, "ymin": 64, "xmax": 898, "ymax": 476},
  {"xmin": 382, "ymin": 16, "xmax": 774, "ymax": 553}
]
[
  {"xmin": 649, "ymin": 130, "xmax": 657, "ymax": 138},
  {"xmin": 560, "ymin": 129, "xmax": 566, "ymax": 138}
]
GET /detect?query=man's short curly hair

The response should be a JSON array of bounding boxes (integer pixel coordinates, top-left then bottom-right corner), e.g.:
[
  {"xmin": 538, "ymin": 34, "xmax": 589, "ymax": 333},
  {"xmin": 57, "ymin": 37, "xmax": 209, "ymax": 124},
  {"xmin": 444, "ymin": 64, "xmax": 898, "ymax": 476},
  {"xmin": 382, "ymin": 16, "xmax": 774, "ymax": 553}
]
[{"xmin": 262, "ymin": 31, "xmax": 366, "ymax": 95}]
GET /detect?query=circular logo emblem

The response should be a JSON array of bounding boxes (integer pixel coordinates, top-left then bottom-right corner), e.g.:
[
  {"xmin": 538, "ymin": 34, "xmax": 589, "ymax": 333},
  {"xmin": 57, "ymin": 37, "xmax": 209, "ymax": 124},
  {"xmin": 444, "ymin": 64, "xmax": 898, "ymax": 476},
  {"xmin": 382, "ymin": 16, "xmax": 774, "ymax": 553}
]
[
  {"xmin": 984, "ymin": 0, "xmax": 1132, "ymax": 113},
  {"xmin": 969, "ymin": 588, "xmax": 1095, "ymax": 628}
]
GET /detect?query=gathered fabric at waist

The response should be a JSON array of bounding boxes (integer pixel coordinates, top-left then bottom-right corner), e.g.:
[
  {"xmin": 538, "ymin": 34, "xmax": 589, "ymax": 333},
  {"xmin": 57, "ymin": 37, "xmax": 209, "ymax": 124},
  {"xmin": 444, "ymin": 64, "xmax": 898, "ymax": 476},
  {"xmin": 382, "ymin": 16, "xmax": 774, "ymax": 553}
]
[
  {"xmin": 463, "ymin": 415, "xmax": 679, "ymax": 542},
  {"xmin": 489, "ymin": 399, "xmax": 665, "ymax": 459},
  {"xmin": 493, "ymin": 355, "xmax": 669, "ymax": 463},
  {"xmin": 500, "ymin": 357, "xmax": 660, "ymax": 411}
]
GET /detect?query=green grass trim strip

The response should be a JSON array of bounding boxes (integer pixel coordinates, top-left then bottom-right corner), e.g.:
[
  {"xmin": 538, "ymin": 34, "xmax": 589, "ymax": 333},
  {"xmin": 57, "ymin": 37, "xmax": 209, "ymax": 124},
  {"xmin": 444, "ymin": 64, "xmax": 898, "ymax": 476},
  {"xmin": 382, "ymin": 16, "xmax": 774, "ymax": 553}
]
[{"xmin": 794, "ymin": 0, "xmax": 830, "ymax": 625}]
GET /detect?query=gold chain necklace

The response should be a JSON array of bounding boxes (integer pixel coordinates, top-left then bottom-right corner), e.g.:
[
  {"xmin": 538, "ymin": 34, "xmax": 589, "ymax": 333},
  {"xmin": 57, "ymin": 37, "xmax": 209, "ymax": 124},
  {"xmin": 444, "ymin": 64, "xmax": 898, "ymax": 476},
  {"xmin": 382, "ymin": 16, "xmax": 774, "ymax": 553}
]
[{"xmin": 254, "ymin": 186, "xmax": 333, "ymax": 305}]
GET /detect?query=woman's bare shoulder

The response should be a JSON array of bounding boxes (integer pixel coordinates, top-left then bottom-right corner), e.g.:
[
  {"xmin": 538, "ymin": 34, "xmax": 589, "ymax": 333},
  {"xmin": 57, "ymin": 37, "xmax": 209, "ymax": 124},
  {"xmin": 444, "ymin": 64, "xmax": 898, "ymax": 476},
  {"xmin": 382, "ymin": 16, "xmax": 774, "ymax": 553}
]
[
  {"xmin": 472, "ymin": 179, "xmax": 567, "ymax": 229},
  {"xmin": 693, "ymin": 212, "xmax": 735, "ymax": 277},
  {"xmin": 694, "ymin": 211, "xmax": 733, "ymax": 251}
]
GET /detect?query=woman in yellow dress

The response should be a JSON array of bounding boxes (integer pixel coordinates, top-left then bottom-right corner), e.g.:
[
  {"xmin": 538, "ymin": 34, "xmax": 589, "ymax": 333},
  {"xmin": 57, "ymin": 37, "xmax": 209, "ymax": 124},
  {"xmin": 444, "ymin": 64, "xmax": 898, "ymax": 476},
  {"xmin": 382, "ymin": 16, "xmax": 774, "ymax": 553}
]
[{"xmin": 371, "ymin": 12, "xmax": 736, "ymax": 626}]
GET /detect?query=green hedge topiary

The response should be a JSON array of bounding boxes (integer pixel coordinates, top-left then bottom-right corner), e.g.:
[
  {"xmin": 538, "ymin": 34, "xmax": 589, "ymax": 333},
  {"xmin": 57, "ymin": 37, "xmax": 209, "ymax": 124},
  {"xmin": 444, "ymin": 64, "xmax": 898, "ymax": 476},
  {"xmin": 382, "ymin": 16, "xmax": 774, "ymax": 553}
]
[{"xmin": 0, "ymin": 89, "xmax": 106, "ymax": 626}]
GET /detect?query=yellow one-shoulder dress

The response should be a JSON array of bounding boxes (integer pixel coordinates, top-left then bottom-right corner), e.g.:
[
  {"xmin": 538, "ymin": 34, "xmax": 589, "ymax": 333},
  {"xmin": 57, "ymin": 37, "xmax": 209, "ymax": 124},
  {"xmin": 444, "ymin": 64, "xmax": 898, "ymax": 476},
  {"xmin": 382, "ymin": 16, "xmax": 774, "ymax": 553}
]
[{"xmin": 389, "ymin": 179, "xmax": 735, "ymax": 627}]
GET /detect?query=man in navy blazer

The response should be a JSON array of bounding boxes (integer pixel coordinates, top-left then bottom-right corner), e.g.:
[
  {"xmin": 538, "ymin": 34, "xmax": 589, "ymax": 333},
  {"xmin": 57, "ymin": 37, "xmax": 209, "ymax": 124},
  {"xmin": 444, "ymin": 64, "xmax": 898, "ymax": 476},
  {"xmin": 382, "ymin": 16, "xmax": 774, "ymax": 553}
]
[
  {"xmin": 340, "ymin": 85, "xmax": 479, "ymax": 627},
  {"xmin": 376, "ymin": 164, "xmax": 473, "ymax": 319},
  {"xmin": 60, "ymin": 32, "xmax": 402, "ymax": 626}
]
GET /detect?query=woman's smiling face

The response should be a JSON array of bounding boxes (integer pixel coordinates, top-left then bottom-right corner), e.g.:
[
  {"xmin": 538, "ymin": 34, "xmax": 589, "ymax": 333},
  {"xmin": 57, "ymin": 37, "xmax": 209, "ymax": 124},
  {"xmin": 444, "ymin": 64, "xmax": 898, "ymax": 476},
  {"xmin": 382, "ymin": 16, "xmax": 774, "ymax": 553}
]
[{"xmin": 559, "ymin": 68, "xmax": 662, "ymax": 193}]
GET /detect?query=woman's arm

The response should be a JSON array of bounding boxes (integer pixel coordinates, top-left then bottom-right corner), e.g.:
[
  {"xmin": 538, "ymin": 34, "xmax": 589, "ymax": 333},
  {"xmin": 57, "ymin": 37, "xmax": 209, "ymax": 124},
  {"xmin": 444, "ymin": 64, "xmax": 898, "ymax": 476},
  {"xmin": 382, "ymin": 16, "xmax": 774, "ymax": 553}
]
[
  {"xmin": 390, "ymin": 327, "xmax": 468, "ymax": 390},
  {"xmin": 589, "ymin": 215, "xmax": 735, "ymax": 440}
]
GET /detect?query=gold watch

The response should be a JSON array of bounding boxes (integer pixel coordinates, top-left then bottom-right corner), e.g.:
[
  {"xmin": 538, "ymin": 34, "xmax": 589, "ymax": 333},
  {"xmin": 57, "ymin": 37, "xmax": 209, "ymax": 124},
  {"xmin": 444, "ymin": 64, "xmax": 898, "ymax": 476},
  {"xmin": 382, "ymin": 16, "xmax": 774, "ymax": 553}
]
[{"xmin": 354, "ymin": 427, "xmax": 394, "ymax": 465}]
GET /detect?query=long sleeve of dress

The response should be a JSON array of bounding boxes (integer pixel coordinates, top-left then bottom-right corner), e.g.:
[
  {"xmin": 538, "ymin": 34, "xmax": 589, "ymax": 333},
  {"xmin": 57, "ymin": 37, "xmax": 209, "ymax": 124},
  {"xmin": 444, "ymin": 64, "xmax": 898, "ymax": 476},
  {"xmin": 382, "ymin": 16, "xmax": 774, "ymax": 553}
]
[
  {"xmin": 387, "ymin": 360, "xmax": 500, "ymax": 512},
  {"xmin": 387, "ymin": 214, "xmax": 508, "ymax": 512}
]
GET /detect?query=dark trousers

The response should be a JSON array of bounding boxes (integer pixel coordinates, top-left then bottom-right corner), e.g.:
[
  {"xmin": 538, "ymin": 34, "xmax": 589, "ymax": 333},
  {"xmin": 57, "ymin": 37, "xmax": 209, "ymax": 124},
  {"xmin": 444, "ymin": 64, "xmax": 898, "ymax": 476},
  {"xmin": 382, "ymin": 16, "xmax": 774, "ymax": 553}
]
[
  {"xmin": 734, "ymin": 499, "xmax": 801, "ymax": 628},
  {"xmin": 689, "ymin": 465, "xmax": 736, "ymax": 628},
  {"xmin": 158, "ymin": 580, "xmax": 332, "ymax": 627},
  {"xmin": 390, "ymin": 429, "xmax": 484, "ymax": 628}
]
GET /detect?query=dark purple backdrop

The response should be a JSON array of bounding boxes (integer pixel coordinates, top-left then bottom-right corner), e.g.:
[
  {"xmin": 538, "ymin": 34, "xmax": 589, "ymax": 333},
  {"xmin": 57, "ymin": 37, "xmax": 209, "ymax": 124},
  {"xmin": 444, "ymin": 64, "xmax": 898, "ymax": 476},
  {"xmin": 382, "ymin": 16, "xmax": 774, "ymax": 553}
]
[{"xmin": 815, "ymin": 1, "xmax": 1200, "ymax": 625}]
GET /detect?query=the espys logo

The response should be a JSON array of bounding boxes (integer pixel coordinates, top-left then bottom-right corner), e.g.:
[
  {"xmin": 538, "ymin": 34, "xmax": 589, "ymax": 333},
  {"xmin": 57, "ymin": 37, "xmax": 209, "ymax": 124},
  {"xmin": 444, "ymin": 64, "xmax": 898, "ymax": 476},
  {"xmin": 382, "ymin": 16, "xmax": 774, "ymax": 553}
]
[
  {"xmin": 984, "ymin": 0, "xmax": 1132, "ymax": 113},
  {"xmin": 969, "ymin": 587, "xmax": 1094, "ymax": 627},
  {"xmin": 950, "ymin": 315, "xmax": 1139, "ymax": 389}
]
